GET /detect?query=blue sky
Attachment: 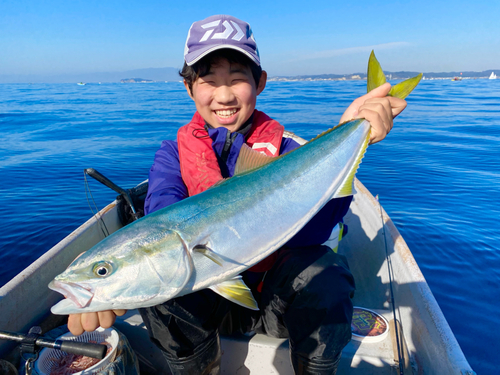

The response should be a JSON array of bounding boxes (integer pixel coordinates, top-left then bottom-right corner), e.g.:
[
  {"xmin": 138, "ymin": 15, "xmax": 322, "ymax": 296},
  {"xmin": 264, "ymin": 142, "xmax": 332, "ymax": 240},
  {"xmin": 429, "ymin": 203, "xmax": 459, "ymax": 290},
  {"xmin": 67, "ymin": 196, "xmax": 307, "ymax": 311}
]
[{"xmin": 2, "ymin": 0, "xmax": 499, "ymax": 77}]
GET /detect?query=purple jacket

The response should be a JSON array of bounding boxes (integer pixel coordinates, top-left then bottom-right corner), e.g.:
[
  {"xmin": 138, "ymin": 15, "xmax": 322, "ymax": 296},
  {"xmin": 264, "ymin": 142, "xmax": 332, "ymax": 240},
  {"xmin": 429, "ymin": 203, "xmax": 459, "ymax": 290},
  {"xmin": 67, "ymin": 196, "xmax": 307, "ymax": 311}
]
[{"xmin": 145, "ymin": 125, "xmax": 352, "ymax": 248}]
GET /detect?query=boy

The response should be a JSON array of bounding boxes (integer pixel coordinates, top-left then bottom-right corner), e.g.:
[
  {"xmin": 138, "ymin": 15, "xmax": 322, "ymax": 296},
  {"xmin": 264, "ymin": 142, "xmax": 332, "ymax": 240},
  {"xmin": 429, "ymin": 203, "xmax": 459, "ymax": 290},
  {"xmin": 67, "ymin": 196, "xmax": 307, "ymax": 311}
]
[{"xmin": 68, "ymin": 15, "xmax": 406, "ymax": 374}]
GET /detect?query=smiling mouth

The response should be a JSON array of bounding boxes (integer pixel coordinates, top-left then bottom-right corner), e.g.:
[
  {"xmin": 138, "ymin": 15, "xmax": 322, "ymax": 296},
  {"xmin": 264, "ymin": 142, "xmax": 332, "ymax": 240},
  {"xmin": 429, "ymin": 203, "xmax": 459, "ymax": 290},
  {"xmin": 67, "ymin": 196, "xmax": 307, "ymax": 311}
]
[{"xmin": 215, "ymin": 109, "xmax": 238, "ymax": 118}]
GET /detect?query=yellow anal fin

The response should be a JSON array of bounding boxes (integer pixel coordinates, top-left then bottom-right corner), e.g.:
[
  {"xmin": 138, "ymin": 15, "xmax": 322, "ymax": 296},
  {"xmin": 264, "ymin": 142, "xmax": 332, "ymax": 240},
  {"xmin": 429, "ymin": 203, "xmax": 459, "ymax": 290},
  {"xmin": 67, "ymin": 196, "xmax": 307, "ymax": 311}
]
[
  {"xmin": 209, "ymin": 276, "xmax": 259, "ymax": 310},
  {"xmin": 333, "ymin": 130, "xmax": 370, "ymax": 198},
  {"xmin": 235, "ymin": 144, "xmax": 276, "ymax": 175},
  {"xmin": 367, "ymin": 50, "xmax": 422, "ymax": 99},
  {"xmin": 192, "ymin": 245, "xmax": 224, "ymax": 266}
]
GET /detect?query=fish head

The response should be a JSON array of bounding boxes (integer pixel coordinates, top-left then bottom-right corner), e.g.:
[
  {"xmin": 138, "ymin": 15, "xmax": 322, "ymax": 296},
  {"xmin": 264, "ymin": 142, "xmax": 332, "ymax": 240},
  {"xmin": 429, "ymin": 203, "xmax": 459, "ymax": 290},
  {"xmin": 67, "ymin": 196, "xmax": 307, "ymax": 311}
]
[{"xmin": 49, "ymin": 228, "xmax": 193, "ymax": 314}]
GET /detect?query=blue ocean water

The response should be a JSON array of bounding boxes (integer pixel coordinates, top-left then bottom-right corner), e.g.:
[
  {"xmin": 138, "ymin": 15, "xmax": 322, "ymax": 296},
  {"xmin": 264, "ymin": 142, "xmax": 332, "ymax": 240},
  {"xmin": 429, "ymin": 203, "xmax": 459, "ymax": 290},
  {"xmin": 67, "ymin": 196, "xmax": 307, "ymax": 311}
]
[{"xmin": 1, "ymin": 80, "xmax": 499, "ymax": 373}]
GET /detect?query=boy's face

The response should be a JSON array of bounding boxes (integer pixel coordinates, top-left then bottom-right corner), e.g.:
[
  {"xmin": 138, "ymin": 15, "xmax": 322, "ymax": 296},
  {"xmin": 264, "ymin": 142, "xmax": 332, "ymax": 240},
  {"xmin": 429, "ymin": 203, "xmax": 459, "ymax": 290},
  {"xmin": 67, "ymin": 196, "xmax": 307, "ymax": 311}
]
[{"xmin": 184, "ymin": 58, "xmax": 267, "ymax": 133}]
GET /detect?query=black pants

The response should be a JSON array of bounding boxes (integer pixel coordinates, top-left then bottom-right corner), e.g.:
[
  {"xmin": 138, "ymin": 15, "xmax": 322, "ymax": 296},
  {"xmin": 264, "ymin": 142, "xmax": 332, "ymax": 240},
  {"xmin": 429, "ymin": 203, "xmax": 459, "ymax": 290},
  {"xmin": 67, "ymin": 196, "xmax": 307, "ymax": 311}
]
[{"xmin": 139, "ymin": 245, "xmax": 355, "ymax": 362}]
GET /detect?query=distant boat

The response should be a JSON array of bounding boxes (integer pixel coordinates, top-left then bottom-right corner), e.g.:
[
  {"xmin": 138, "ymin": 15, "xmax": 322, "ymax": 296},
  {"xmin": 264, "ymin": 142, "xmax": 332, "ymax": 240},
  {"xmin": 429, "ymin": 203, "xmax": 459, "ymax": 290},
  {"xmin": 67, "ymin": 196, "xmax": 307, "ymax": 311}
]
[
  {"xmin": 77, "ymin": 82, "xmax": 86, "ymax": 86},
  {"xmin": 451, "ymin": 77, "xmax": 462, "ymax": 81},
  {"xmin": 489, "ymin": 72, "xmax": 497, "ymax": 80}
]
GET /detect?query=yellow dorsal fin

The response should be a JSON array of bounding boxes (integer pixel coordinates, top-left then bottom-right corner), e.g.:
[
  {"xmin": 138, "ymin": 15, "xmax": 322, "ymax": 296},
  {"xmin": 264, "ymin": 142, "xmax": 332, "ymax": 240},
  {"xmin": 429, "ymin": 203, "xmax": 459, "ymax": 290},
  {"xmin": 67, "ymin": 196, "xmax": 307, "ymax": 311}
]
[
  {"xmin": 234, "ymin": 144, "xmax": 276, "ymax": 175},
  {"xmin": 333, "ymin": 130, "xmax": 371, "ymax": 198}
]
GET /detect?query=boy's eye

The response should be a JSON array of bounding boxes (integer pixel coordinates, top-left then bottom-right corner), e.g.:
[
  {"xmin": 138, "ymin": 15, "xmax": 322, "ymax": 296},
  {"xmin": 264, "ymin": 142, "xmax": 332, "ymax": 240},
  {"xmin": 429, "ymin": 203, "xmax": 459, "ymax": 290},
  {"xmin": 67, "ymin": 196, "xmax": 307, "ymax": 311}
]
[
  {"xmin": 201, "ymin": 79, "xmax": 217, "ymax": 86},
  {"xmin": 231, "ymin": 76, "xmax": 249, "ymax": 84}
]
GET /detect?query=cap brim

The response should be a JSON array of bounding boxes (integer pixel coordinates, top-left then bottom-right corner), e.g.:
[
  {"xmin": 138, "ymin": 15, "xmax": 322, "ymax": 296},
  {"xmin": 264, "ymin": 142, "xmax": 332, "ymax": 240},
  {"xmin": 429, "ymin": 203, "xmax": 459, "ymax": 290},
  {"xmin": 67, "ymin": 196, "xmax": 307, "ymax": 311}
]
[{"xmin": 185, "ymin": 44, "xmax": 260, "ymax": 66}]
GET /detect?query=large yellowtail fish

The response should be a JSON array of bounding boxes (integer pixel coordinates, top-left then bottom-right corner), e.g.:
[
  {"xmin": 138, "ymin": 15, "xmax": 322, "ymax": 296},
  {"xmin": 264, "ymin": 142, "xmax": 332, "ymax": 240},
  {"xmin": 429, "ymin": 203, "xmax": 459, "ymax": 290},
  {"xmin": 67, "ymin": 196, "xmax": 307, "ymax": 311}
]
[{"xmin": 49, "ymin": 52, "xmax": 421, "ymax": 314}]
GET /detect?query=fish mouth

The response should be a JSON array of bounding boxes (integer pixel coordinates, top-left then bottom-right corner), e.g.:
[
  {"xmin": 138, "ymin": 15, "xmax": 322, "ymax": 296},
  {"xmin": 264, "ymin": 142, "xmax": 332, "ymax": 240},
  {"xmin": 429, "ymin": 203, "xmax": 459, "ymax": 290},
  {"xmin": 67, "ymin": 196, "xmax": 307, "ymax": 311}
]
[{"xmin": 49, "ymin": 280, "xmax": 94, "ymax": 308}]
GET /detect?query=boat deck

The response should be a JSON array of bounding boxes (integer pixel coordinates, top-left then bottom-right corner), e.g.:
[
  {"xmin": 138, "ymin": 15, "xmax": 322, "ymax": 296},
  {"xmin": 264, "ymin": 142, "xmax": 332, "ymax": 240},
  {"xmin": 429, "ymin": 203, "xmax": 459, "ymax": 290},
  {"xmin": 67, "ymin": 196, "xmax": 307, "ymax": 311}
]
[{"xmin": 114, "ymin": 309, "xmax": 404, "ymax": 374}]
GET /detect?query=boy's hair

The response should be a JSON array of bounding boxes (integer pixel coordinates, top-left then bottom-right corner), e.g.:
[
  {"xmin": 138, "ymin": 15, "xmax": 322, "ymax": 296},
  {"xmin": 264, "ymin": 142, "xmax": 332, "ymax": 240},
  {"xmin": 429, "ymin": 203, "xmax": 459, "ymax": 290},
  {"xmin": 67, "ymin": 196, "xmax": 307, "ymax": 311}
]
[{"xmin": 180, "ymin": 49, "xmax": 263, "ymax": 95}]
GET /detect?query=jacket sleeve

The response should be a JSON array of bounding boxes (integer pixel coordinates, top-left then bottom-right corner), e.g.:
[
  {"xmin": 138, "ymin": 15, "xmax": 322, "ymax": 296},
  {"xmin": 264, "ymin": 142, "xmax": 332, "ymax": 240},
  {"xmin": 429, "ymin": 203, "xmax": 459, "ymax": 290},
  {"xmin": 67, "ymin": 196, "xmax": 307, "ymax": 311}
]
[
  {"xmin": 280, "ymin": 135, "xmax": 353, "ymax": 248},
  {"xmin": 144, "ymin": 140, "xmax": 188, "ymax": 215}
]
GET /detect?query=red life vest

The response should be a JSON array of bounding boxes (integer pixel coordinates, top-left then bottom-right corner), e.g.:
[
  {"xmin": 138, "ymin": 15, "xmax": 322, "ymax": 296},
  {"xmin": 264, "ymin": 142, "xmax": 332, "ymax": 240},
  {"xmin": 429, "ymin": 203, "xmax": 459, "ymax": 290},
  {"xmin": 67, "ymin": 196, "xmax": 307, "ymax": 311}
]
[
  {"xmin": 177, "ymin": 110, "xmax": 285, "ymax": 273},
  {"xmin": 177, "ymin": 110, "xmax": 285, "ymax": 196}
]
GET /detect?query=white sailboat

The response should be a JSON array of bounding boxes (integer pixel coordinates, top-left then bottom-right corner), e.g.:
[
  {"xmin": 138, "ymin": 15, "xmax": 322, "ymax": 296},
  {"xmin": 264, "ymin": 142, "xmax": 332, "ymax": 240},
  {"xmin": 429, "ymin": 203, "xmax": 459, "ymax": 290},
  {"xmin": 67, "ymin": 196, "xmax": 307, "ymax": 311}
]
[{"xmin": 489, "ymin": 72, "xmax": 497, "ymax": 79}]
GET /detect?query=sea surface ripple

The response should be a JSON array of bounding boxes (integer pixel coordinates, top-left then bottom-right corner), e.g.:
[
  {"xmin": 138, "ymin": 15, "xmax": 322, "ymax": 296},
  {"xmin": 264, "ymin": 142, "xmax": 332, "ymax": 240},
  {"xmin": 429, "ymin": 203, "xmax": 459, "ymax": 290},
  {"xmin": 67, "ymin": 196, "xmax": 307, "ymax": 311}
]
[{"xmin": 1, "ymin": 80, "xmax": 499, "ymax": 373}]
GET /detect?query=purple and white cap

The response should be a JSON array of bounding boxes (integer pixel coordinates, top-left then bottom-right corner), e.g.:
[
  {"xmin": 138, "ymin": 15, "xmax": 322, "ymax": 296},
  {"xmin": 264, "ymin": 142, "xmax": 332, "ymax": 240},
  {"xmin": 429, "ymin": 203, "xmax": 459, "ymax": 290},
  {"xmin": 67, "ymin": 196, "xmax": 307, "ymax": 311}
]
[{"xmin": 184, "ymin": 15, "xmax": 260, "ymax": 66}]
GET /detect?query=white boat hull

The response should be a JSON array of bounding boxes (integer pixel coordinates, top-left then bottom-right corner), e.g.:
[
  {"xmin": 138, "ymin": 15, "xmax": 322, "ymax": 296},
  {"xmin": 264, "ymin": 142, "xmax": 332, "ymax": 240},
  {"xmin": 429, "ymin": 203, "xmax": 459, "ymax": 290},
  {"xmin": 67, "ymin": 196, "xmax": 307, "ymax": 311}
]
[{"xmin": 0, "ymin": 179, "xmax": 475, "ymax": 374}]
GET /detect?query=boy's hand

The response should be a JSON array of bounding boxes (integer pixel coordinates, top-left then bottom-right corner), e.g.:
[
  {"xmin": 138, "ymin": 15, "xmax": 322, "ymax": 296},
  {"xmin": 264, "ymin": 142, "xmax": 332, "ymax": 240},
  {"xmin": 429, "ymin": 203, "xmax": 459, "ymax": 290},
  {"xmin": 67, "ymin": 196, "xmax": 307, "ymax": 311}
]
[
  {"xmin": 339, "ymin": 83, "xmax": 407, "ymax": 144},
  {"xmin": 68, "ymin": 310, "xmax": 127, "ymax": 336}
]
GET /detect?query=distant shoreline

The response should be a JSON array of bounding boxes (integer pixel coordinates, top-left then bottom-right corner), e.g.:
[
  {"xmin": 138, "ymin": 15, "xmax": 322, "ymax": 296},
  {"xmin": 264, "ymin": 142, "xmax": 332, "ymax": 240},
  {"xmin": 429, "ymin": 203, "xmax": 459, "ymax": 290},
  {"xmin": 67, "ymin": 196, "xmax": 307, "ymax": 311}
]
[
  {"xmin": 268, "ymin": 76, "xmax": 495, "ymax": 82},
  {"xmin": 1, "ymin": 68, "xmax": 498, "ymax": 84},
  {"xmin": 268, "ymin": 71, "xmax": 498, "ymax": 82}
]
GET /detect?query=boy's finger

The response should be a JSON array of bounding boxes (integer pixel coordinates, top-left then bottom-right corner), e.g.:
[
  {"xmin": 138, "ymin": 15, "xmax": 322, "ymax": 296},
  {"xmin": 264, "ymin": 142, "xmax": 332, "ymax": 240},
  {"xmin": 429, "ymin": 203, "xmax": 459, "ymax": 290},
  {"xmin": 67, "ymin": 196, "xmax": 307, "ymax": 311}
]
[
  {"xmin": 388, "ymin": 97, "xmax": 407, "ymax": 118},
  {"xmin": 369, "ymin": 121, "xmax": 390, "ymax": 144},
  {"xmin": 362, "ymin": 97, "xmax": 406, "ymax": 120},
  {"xmin": 98, "ymin": 311, "xmax": 116, "ymax": 329},
  {"xmin": 68, "ymin": 314, "xmax": 84, "ymax": 336},
  {"xmin": 81, "ymin": 312, "xmax": 100, "ymax": 332},
  {"xmin": 356, "ymin": 106, "xmax": 393, "ymax": 144},
  {"xmin": 359, "ymin": 99, "xmax": 393, "ymax": 126},
  {"xmin": 364, "ymin": 82, "xmax": 391, "ymax": 99}
]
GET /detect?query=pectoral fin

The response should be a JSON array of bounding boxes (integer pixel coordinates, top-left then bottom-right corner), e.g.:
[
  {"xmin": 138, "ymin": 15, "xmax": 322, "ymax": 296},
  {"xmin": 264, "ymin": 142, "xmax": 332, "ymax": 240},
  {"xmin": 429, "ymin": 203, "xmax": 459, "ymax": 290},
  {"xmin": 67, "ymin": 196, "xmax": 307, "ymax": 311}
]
[
  {"xmin": 193, "ymin": 245, "xmax": 224, "ymax": 266},
  {"xmin": 209, "ymin": 276, "xmax": 259, "ymax": 310}
]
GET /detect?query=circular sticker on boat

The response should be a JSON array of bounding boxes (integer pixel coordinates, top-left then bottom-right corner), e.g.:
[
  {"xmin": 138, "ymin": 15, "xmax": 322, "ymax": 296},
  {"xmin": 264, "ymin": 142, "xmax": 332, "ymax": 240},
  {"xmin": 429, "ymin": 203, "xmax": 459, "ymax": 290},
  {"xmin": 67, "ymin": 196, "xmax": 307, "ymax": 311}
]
[{"xmin": 351, "ymin": 307, "xmax": 389, "ymax": 342}]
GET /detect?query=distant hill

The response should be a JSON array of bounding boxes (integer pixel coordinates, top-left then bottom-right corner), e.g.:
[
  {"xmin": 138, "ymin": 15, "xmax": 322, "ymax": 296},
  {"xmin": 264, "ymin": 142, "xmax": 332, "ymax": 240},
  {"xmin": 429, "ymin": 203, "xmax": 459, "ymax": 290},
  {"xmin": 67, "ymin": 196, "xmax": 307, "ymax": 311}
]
[
  {"xmin": 0, "ymin": 67, "xmax": 181, "ymax": 84},
  {"xmin": 120, "ymin": 78, "xmax": 155, "ymax": 83}
]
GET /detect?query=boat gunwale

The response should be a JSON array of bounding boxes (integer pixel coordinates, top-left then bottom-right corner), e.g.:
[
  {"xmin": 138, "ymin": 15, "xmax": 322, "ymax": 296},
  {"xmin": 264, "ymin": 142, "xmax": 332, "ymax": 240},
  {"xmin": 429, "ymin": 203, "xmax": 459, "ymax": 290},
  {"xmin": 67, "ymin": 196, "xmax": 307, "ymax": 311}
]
[{"xmin": 352, "ymin": 178, "xmax": 475, "ymax": 374}]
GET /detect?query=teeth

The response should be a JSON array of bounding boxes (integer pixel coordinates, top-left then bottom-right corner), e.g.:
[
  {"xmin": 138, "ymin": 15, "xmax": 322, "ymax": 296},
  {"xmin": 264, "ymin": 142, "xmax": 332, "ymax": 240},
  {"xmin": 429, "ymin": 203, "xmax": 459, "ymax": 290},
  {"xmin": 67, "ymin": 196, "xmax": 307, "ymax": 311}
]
[{"xmin": 215, "ymin": 109, "xmax": 237, "ymax": 118}]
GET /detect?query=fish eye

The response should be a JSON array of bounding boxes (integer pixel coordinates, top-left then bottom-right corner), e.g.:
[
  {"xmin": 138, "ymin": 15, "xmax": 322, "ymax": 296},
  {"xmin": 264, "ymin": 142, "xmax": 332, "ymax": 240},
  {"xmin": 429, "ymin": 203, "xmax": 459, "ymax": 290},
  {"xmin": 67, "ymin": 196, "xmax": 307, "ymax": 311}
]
[{"xmin": 93, "ymin": 262, "xmax": 113, "ymax": 278}]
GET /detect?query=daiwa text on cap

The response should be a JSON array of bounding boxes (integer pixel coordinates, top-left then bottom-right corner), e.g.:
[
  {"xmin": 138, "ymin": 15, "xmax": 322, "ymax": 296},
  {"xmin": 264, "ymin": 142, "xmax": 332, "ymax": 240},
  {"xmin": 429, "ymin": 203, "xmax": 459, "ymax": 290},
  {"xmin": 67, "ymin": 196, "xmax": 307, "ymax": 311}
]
[{"xmin": 184, "ymin": 15, "xmax": 260, "ymax": 66}]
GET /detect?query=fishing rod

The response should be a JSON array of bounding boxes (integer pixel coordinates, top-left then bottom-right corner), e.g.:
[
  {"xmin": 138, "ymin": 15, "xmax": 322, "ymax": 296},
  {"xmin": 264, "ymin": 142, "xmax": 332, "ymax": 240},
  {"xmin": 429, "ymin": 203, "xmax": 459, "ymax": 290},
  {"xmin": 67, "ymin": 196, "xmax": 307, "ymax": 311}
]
[
  {"xmin": 83, "ymin": 168, "xmax": 145, "ymax": 239},
  {"xmin": 0, "ymin": 326, "xmax": 107, "ymax": 375},
  {"xmin": 84, "ymin": 168, "xmax": 140, "ymax": 221},
  {"xmin": 376, "ymin": 195, "xmax": 405, "ymax": 375}
]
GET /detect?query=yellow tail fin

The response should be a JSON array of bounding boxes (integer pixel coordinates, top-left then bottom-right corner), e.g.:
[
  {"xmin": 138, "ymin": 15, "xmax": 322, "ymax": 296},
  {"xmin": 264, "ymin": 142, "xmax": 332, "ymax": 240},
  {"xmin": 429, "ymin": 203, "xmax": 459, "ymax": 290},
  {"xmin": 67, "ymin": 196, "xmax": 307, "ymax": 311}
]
[{"xmin": 367, "ymin": 50, "xmax": 422, "ymax": 99}]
